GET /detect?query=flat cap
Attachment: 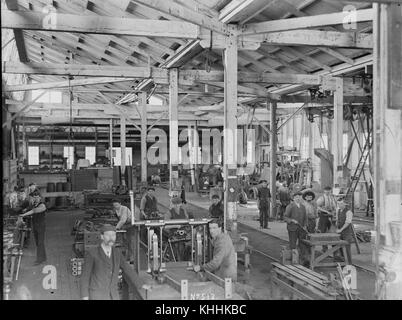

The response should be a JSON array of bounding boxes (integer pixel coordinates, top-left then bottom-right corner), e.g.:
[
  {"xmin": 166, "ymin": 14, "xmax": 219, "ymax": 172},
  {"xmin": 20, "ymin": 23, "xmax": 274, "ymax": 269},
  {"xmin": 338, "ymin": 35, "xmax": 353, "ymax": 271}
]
[{"xmin": 101, "ymin": 224, "xmax": 116, "ymax": 234}]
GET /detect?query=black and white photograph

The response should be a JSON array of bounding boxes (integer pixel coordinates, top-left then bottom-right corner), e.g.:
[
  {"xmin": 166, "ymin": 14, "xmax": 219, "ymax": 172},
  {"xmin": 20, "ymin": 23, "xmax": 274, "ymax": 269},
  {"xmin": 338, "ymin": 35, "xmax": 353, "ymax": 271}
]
[{"xmin": 1, "ymin": 0, "xmax": 401, "ymax": 305}]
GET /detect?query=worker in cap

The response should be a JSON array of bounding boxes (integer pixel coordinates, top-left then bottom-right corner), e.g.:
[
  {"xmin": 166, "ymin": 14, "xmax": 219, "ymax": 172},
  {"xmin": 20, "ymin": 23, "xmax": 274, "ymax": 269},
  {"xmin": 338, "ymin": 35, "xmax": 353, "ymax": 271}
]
[
  {"xmin": 284, "ymin": 191, "xmax": 309, "ymax": 266},
  {"xmin": 140, "ymin": 186, "xmax": 158, "ymax": 219},
  {"xmin": 19, "ymin": 190, "xmax": 47, "ymax": 265},
  {"xmin": 257, "ymin": 180, "xmax": 271, "ymax": 229},
  {"xmin": 334, "ymin": 197, "xmax": 354, "ymax": 263},
  {"xmin": 208, "ymin": 194, "xmax": 224, "ymax": 220},
  {"xmin": 302, "ymin": 190, "xmax": 319, "ymax": 233},
  {"xmin": 80, "ymin": 224, "xmax": 140, "ymax": 300}
]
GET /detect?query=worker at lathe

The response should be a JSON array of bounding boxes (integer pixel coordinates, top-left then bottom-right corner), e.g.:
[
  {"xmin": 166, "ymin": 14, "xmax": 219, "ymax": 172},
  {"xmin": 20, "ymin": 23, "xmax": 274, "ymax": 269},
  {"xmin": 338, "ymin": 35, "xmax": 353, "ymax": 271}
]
[
  {"xmin": 19, "ymin": 190, "xmax": 47, "ymax": 265},
  {"xmin": 140, "ymin": 186, "xmax": 158, "ymax": 219},
  {"xmin": 195, "ymin": 219, "xmax": 237, "ymax": 281},
  {"xmin": 112, "ymin": 198, "xmax": 136, "ymax": 265}
]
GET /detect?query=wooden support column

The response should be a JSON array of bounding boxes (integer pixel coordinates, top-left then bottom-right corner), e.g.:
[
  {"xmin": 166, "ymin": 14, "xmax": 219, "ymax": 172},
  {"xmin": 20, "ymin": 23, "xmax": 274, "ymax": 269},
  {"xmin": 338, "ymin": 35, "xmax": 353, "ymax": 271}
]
[
  {"xmin": 22, "ymin": 122, "xmax": 27, "ymax": 163},
  {"xmin": 169, "ymin": 68, "xmax": 180, "ymax": 193},
  {"xmin": 109, "ymin": 119, "xmax": 113, "ymax": 167},
  {"xmin": 270, "ymin": 100, "xmax": 278, "ymax": 218},
  {"xmin": 373, "ymin": 3, "xmax": 402, "ymax": 300},
  {"xmin": 120, "ymin": 116, "xmax": 126, "ymax": 185},
  {"xmin": 333, "ymin": 77, "xmax": 344, "ymax": 188},
  {"xmin": 139, "ymin": 92, "xmax": 147, "ymax": 183},
  {"xmin": 223, "ymin": 29, "xmax": 238, "ymax": 237}
]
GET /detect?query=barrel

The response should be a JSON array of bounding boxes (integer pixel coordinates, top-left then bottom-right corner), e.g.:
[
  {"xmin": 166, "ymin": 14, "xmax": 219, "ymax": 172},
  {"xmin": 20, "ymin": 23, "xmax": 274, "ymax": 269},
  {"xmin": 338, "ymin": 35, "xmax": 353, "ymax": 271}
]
[
  {"xmin": 56, "ymin": 182, "xmax": 64, "ymax": 192},
  {"xmin": 62, "ymin": 182, "xmax": 72, "ymax": 192},
  {"xmin": 47, "ymin": 183, "xmax": 55, "ymax": 192}
]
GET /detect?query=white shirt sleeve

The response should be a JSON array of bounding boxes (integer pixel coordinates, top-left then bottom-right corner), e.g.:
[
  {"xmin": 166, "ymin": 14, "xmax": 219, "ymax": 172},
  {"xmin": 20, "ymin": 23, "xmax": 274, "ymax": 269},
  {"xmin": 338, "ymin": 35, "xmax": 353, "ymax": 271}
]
[{"xmin": 345, "ymin": 210, "xmax": 353, "ymax": 224}]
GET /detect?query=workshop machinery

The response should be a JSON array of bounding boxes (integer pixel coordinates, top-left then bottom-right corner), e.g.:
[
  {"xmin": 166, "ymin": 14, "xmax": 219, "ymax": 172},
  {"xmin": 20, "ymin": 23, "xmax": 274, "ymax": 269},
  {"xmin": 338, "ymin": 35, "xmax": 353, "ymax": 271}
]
[{"xmin": 131, "ymin": 218, "xmax": 243, "ymax": 300}]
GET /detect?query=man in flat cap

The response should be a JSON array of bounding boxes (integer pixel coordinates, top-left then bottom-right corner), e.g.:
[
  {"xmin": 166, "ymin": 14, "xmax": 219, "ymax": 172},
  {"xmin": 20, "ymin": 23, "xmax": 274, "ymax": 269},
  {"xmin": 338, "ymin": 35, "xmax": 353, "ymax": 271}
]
[
  {"xmin": 257, "ymin": 180, "xmax": 271, "ymax": 229},
  {"xmin": 284, "ymin": 192, "xmax": 308, "ymax": 265},
  {"xmin": 140, "ymin": 187, "xmax": 158, "ymax": 220},
  {"xmin": 302, "ymin": 190, "xmax": 319, "ymax": 233},
  {"xmin": 80, "ymin": 224, "xmax": 140, "ymax": 300}
]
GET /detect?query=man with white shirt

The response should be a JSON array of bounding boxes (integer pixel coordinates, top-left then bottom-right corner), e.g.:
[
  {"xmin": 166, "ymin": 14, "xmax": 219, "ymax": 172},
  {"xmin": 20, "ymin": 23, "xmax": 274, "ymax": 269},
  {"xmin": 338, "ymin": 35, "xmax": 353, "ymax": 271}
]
[
  {"xmin": 80, "ymin": 224, "xmax": 139, "ymax": 300},
  {"xmin": 335, "ymin": 197, "xmax": 354, "ymax": 263}
]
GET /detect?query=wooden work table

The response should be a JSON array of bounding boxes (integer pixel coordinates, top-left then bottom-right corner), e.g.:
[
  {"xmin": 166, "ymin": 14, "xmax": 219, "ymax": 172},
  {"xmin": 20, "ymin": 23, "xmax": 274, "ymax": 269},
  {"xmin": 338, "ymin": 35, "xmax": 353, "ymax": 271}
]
[{"xmin": 302, "ymin": 239, "xmax": 351, "ymax": 270}]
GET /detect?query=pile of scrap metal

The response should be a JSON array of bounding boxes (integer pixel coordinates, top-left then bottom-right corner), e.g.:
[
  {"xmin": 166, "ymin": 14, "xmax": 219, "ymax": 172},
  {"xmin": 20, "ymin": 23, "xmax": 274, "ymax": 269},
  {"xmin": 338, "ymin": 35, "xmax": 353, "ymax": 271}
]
[{"xmin": 355, "ymin": 230, "xmax": 372, "ymax": 243}]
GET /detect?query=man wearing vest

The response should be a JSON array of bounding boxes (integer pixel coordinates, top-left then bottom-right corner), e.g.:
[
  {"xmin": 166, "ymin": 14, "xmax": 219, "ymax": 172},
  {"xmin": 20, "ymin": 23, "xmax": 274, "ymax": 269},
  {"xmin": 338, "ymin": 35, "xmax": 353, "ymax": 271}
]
[
  {"xmin": 81, "ymin": 224, "xmax": 140, "ymax": 300},
  {"xmin": 284, "ymin": 192, "xmax": 308, "ymax": 265},
  {"xmin": 209, "ymin": 194, "xmax": 224, "ymax": 221},
  {"xmin": 335, "ymin": 197, "xmax": 354, "ymax": 263},
  {"xmin": 112, "ymin": 199, "xmax": 137, "ymax": 265},
  {"xmin": 316, "ymin": 186, "xmax": 337, "ymax": 232},
  {"xmin": 19, "ymin": 190, "xmax": 47, "ymax": 265},
  {"xmin": 257, "ymin": 180, "xmax": 271, "ymax": 229},
  {"xmin": 140, "ymin": 187, "xmax": 158, "ymax": 219}
]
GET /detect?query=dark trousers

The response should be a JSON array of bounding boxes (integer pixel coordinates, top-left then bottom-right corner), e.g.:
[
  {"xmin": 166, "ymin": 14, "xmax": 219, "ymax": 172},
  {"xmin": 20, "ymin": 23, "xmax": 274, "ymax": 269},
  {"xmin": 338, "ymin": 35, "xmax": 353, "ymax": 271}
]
[
  {"xmin": 318, "ymin": 214, "xmax": 332, "ymax": 251},
  {"xmin": 338, "ymin": 229, "xmax": 353, "ymax": 263},
  {"xmin": 123, "ymin": 225, "xmax": 137, "ymax": 263},
  {"xmin": 33, "ymin": 218, "xmax": 46, "ymax": 262},
  {"xmin": 259, "ymin": 205, "xmax": 269, "ymax": 228},
  {"xmin": 278, "ymin": 202, "xmax": 289, "ymax": 220},
  {"xmin": 307, "ymin": 218, "xmax": 316, "ymax": 233},
  {"xmin": 287, "ymin": 226, "xmax": 308, "ymax": 261}
]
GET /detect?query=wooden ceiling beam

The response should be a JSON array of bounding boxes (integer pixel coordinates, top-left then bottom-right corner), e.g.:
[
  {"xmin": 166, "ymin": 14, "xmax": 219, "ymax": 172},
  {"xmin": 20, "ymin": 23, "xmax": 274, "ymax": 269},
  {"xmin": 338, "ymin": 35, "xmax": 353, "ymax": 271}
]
[
  {"xmin": 1, "ymin": 9, "xmax": 201, "ymax": 39},
  {"xmin": 241, "ymin": 8, "xmax": 373, "ymax": 35},
  {"xmin": 4, "ymin": 0, "xmax": 28, "ymax": 62}
]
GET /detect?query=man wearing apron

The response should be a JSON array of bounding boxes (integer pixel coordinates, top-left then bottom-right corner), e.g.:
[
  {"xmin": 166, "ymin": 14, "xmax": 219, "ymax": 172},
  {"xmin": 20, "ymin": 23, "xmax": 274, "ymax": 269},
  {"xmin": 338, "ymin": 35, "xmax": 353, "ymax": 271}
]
[{"xmin": 335, "ymin": 197, "xmax": 354, "ymax": 263}]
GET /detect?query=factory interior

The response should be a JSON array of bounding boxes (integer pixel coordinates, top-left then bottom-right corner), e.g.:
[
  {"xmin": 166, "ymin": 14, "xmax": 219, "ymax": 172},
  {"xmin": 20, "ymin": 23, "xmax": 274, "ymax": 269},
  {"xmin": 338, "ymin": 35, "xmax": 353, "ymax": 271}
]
[{"xmin": 2, "ymin": 0, "xmax": 402, "ymax": 301}]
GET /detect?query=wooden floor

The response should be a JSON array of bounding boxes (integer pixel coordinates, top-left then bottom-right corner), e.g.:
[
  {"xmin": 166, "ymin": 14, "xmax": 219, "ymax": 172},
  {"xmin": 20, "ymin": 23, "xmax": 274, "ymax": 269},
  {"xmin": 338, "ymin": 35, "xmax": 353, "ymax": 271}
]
[{"xmin": 9, "ymin": 209, "xmax": 85, "ymax": 300}]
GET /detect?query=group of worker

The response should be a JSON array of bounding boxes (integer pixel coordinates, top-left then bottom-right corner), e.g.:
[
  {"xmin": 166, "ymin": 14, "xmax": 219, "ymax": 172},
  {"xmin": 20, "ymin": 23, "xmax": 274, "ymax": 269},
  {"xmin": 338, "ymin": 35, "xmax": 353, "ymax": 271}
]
[{"xmin": 282, "ymin": 186, "xmax": 354, "ymax": 266}]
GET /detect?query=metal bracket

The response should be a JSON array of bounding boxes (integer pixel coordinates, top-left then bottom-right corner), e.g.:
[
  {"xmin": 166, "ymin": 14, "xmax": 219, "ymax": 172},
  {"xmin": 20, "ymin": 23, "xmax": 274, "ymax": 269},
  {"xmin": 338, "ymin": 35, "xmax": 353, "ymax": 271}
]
[
  {"xmin": 181, "ymin": 279, "xmax": 188, "ymax": 300},
  {"xmin": 224, "ymin": 278, "xmax": 233, "ymax": 299}
]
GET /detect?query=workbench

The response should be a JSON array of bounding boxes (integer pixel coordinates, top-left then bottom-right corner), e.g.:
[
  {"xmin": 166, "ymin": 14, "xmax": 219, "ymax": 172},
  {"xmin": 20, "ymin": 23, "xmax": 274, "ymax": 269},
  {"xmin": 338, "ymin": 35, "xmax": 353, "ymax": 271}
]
[{"xmin": 302, "ymin": 239, "xmax": 351, "ymax": 270}]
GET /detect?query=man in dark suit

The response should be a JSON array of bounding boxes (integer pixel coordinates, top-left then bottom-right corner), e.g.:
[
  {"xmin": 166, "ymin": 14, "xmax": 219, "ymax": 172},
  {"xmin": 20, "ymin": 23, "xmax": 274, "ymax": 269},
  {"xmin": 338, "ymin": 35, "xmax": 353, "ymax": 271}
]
[{"xmin": 80, "ymin": 224, "xmax": 140, "ymax": 300}]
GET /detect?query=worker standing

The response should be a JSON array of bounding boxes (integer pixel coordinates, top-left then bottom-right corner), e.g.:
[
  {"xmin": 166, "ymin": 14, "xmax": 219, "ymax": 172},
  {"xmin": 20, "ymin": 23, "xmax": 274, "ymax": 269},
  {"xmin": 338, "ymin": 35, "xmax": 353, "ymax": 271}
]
[
  {"xmin": 200, "ymin": 219, "xmax": 237, "ymax": 281},
  {"xmin": 112, "ymin": 199, "xmax": 136, "ymax": 265},
  {"xmin": 302, "ymin": 190, "xmax": 319, "ymax": 233},
  {"xmin": 335, "ymin": 197, "xmax": 354, "ymax": 263},
  {"xmin": 277, "ymin": 181, "xmax": 291, "ymax": 221},
  {"xmin": 257, "ymin": 180, "xmax": 271, "ymax": 229},
  {"xmin": 284, "ymin": 192, "xmax": 308, "ymax": 265},
  {"xmin": 316, "ymin": 186, "xmax": 337, "ymax": 233},
  {"xmin": 208, "ymin": 194, "xmax": 224, "ymax": 221},
  {"xmin": 140, "ymin": 187, "xmax": 158, "ymax": 219},
  {"xmin": 80, "ymin": 224, "xmax": 140, "ymax": 300},
  {"xmin": 19, "ymin": 190, "xmax": 47, "ymax": 265}
]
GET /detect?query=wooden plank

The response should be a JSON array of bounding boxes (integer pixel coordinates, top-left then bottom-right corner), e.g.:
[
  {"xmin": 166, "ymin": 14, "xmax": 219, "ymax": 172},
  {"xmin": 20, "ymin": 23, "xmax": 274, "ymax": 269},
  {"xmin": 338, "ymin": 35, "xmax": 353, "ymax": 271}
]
[
  {"xmin": 4, "ymin": 0, "xmax": 28, "ymax": 62},
  {"xmin": 132, "ymin": 0, "xmax": 228, "ymax": 35},
  {"xmin": 169, "ymin": 68, "xmax": 179, "ymax": 188},
  {"xmin": 286, "ymin": 265, "xmax": 326, "ymax": 286},
  {"xmin": 4, "ymin": 77, "xmax": 138, "ymax": 92},
  {"xmin": 271, "ymin": 275, "xmax": 314, "ymax": 300},
  {"xmin": 333, "ymin": 77, "xmax": 344, "ymax": 187},
  {"xmin": 272, "ymin": 268, "xmax": 333, "ymax": 300},
  {"xmin": 1, "ymin": 10, "xmax": 200, "ymax": 39},
  {"xmin": 271, "ymin": 263, "xmax": 329, "ymax": 292},
  {"xmin": 241, "ymin": 9, "xmax": 374, "ymax": 35},
  {"xmin": 245, "ymin": 29, "xmax": 373, "ymax": 49},
  {"xmin": 292, "ymin": 264, "xmax": 328, "ymax": 281}
]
